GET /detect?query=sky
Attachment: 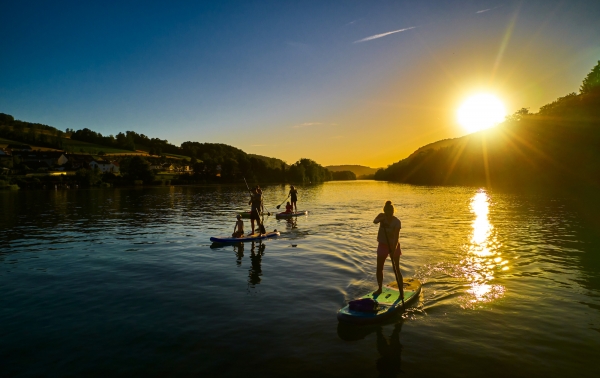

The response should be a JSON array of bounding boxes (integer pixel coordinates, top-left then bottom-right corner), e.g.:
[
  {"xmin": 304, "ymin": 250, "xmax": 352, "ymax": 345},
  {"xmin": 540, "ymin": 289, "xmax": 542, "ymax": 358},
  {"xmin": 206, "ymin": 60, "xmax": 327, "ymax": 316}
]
[{"xmin": 1, "ymin": 0, "xmax": 599, "ymax": 167}]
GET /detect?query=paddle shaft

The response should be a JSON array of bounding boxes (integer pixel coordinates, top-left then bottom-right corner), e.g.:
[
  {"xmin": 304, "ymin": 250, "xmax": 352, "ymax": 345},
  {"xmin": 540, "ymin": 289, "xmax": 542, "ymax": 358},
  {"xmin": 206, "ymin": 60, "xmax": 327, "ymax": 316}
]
[
  {"xmin": 381, "ymin": 217, "xmax": 404, "ymax": 306},
  {"xmin": 276, "ymin": 194, "xmax": 290, "ymax": 209}
]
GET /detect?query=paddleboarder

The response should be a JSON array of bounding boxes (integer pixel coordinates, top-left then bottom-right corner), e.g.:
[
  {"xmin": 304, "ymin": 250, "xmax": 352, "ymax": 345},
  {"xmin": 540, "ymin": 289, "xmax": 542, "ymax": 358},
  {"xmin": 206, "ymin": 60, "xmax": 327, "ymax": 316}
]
[
  {"xmin": 289, "ymin": 185, "xmax": 298, "ymax": 212},
  {"xmin": 373, "ymin": 201, "xmax": 403, "ymax": 297},
  {"xmin": 248, "ymin": 186, "xmax": 264, "ymax": 234},
  {"xmin": 284, "ymin": 201, "xmax": 293, "ymax": 213},
  {"xmin": 232, "ymin": 214, "xmax": 244, "ymax": 238}
]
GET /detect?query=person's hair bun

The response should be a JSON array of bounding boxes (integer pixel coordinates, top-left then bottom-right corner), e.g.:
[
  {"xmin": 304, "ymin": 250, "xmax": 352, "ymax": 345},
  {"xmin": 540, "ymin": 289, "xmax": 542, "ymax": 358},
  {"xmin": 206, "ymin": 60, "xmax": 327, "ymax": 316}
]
[{"xmin": 383, "ymin": 201, "xmax": 394, "ymax": 215}]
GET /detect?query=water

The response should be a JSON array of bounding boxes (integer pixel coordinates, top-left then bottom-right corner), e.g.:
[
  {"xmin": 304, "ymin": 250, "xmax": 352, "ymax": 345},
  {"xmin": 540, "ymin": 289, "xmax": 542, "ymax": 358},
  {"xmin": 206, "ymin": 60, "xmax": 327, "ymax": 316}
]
[{"xmin": 1, "ymin": 181, "xmax": 599, "ymax": 377}]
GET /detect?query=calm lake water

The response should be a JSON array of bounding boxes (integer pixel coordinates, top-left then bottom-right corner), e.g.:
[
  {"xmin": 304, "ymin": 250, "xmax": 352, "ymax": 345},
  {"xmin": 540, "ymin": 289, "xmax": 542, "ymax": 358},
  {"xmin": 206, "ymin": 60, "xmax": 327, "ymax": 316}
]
[{"xmin": 1, "ymin": 181, "xmax": 600, "ymax": 377}]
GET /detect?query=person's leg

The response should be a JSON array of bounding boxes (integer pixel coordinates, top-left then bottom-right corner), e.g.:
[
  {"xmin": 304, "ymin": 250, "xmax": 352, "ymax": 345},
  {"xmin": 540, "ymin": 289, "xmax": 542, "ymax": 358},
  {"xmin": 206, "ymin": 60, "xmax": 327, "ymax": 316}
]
[
  {"xmin": 250, "ymin": 219, "xmax": 255, "ymax": 234},
  {"xmin": 392, "ymin": 247, "xmax": 404, "ymax": 297},
  {"xmin": 374, "ymin": 246, "xmax": 387, "ymax": 296}
]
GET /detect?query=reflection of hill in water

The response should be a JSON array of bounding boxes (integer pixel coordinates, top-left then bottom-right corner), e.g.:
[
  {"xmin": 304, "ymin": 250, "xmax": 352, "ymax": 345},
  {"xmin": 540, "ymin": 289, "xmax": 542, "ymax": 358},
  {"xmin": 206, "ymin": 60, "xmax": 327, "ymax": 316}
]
[{"xmin": 376, "ymin": 65, "xmax": 600, "ymax": 192}]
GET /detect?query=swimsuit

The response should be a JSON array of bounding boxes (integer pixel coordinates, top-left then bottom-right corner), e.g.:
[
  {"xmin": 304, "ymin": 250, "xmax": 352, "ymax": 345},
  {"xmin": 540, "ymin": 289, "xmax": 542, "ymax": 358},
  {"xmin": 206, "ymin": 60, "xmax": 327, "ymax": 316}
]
[{"xmin": 377, "ymin": 242, "xmax": 401, "ymax": 258}]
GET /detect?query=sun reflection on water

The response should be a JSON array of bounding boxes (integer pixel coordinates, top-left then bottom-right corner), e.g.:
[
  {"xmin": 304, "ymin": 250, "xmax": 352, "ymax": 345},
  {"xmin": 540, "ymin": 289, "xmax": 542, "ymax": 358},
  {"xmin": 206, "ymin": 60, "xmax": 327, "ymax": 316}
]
[{"xmin": 460, "ymin": 190, "xmax": 507, "ymax": 309}]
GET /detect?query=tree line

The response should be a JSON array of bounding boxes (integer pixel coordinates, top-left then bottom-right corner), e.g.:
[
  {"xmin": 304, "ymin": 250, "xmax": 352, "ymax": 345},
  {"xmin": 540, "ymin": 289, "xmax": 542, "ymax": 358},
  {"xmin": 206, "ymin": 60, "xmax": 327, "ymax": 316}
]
[{"xmin": 0, "ymin": 113, "xmax": 64, "ymax": 149}]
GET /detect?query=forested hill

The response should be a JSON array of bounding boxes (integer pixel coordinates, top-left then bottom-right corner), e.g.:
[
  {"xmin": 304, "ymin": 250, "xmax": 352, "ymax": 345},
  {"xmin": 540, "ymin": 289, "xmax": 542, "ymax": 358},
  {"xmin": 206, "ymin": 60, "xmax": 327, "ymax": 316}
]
[
  {"xmin": 375, "ymin": 61, "xmax": 600, "ymax": 191},
  {"xmin": 0, "ymin": 114, "xmax": 332, "ymax": 184}
]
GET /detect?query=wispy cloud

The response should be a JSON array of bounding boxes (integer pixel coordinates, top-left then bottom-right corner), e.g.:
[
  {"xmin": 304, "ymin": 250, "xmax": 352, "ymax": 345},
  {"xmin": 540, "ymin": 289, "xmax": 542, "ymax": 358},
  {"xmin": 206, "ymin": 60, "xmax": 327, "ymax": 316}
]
[
  {"xmin": 353, "ymin": 26, "xmax": 416, "ymax": 43},
  {"xmin": 476, "ymin": 5, "xmax": 502, "ymax": 14},
  {"xmin": 292, "ymin": 122, "xmax": 322, "ymax": 128},
  {"xmin": 345, "ymin": 19, "xmax": 360, "ymax": 26}
]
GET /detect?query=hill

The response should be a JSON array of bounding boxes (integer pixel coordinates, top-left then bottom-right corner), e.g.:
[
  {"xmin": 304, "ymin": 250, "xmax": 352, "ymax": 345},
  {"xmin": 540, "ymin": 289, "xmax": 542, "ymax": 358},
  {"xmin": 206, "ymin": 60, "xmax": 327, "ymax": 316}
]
[
  {"xmin": 326, "ymin": 165, "xmax": 379, "ymax": 177},
  {"xmin": 0, "ymin": 112, "xmax": 332, "ymax": 184},
  {"xmin": 249, "ymin": 154, "xmax": 287, "ymax": 169},
  {"xmin": 375, "ymin": 60, "xmax": 600, "ymax": 192}
]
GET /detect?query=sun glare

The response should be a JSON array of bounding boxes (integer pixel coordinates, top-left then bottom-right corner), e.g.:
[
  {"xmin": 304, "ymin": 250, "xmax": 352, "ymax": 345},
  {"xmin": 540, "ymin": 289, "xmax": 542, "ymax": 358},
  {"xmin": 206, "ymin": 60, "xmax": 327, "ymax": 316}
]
[{"xmin": 457, "ymin": 94, "xmax": 506, "ymax": 133}]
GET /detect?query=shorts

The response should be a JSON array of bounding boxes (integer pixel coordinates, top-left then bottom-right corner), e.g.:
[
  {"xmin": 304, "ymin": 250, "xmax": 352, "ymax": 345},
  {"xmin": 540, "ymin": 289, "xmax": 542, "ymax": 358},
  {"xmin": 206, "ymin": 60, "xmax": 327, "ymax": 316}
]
[
  {"xmin": 377, "ymin": 242, "xmax": 401, "ymax": 258},
  {"xmin": 250, "ymin": 209, "xmax": 260, "ymax": 221},
  {"xmin": 291, "ymin": 195, "xmax": 297, "ymax": 202}
]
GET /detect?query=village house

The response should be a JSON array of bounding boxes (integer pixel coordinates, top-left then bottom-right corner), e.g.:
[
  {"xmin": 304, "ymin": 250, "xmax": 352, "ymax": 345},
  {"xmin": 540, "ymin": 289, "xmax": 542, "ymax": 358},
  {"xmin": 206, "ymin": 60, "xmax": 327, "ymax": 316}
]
[{"xmin": 89, "ymin": 160, "xmax": 120, "ymax": 173}]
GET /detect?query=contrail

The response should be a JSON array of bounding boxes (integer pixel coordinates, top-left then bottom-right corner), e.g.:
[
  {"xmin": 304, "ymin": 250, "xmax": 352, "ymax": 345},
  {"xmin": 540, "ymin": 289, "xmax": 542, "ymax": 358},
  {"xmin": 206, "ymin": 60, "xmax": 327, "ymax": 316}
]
[
  {"xmin": 353, "ymin": 26, "xmax": 416, "ymax": 43},
  {"xmin": 477, "ymin": 5, "xmax": 502, "ymax": 14}
]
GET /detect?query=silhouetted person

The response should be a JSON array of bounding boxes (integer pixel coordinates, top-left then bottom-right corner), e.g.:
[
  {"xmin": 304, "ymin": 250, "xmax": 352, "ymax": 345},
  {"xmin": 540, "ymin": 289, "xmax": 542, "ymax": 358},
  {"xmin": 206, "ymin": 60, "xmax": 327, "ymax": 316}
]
[
  {"xmin": 248, "ymin": 186, "xmax": 264, "ymax": 234},
  {"xmin": 373, "ymin": 201, "xmax": 403, "ymax": 297},
  {"xmin": 285, "ymin": 201, "xmax": 293, "ymax": 213},
  {"xmin": 232, "ymin": 214, "xmax": 244, "ymax": 238},
  {"xmin": 289, "ymin": 185, "xmax": 298, "ymax": 212}
]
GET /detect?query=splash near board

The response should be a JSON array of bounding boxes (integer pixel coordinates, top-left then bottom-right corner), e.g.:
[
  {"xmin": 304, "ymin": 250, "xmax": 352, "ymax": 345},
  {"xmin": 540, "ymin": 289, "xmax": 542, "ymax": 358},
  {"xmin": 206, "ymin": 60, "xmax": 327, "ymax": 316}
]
[
  {"xmin": 275, "ymin": 210, "xmax": 308, "ymax": 219},
  {"xmin": 337, "ymin": 278, "xmax": 422, "ymax": 325},
  {"xmin": 210, "ymin": 231, "xmax": 280, "ymax": 243}
]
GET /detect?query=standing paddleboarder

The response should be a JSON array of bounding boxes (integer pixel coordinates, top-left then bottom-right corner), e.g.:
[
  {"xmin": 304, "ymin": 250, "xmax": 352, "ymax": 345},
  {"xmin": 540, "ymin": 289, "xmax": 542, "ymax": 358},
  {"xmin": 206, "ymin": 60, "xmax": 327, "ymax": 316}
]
[
  {"xmin": 289, "ymin": 185, "xmax": 298, "ymax": 212},
  {"xmin": 248, "ymin": 186, "xmax": 265, "ymax": 234},
  {"xmin": 373, "ymin": 201, "xmax": 403, "ymax": 297}
]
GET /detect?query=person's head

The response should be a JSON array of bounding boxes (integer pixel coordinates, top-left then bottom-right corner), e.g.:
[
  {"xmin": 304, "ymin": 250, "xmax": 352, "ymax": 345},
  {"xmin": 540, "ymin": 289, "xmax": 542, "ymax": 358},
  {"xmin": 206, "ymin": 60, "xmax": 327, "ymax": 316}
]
[
  {"xmin": 287, "ymin": 201, "xmax": 291, "ymax": 205},
  {"xmin": 236, "ymin": 214, "xmax": 242, "ymax": 220},
  {"xmin": 290, "ymin": 185, "xmax": 295, "ymax": 189},
  {"xmin": 383, "ymin": 200, "xmax": 395, "ymax": 216}
]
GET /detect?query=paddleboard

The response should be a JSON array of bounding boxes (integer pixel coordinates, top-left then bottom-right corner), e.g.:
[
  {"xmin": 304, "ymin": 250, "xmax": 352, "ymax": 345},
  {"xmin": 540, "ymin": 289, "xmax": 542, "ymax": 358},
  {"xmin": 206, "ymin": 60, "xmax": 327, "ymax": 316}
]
[
  {"xmin": 337, "ymin": 278, "xmax": 422, "ymax": 325},
  {"xmin": 210, "ymin": 230, "xmax": 280, "ymax": 243},
  {"xmin": 275, "ymin": 210, "xmax": 308, "ymax": 219}
]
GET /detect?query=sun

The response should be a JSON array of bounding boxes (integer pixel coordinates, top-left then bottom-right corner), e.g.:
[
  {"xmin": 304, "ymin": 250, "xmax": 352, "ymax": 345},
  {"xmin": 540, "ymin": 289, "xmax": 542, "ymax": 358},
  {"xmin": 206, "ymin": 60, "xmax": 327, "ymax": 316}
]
[{"xmin": 457, "ymin": 94, "xmax": 506, "ymax": 133}]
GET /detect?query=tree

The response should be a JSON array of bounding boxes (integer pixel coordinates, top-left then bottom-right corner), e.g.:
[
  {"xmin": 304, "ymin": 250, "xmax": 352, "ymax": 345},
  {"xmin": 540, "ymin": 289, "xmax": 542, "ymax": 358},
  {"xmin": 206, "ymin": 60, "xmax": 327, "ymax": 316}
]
[
  {"xmin": 123, "ymin": 156, "xmax": 154, "ymax": 183},
  {"xmin": 76, "ymin": 168, "xmax": 102, "ymax": 186},
  {"xmin": 580, "ymin": 60, "xmax": 600, "ymax": 94}
]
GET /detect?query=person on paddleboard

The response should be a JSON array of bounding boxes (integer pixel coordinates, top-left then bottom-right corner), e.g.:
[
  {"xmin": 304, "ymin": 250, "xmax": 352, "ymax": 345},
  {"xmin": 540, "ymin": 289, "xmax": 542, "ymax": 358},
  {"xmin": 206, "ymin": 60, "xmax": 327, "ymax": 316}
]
[
  {"xmin": 232, "ymin": 214, "xmax": 244, "ymax": 238},
  {"xmin": 289, "ymin": 185, "xmax": 298, "ymax": 212},
  {"xmin": 248, "ymin": 186, "xmax": 264, "ymax": 234},
  {"xmin": 285, "ymin": 201, "xmax": 293, "ymax": 213},
  {"xmin": 373, "ymin": 201, "xmax": 403, "ymax": 297}
]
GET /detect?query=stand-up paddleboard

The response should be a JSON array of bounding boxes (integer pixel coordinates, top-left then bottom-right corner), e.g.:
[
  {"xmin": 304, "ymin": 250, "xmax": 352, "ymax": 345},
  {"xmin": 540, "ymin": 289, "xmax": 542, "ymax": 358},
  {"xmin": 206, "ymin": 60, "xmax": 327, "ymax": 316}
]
[
  {"xmin": 239, "ymin": 211, "xmax": 266, "ymax": 219},
  {"xmin": 275, "ymin": 210, "xmax": 308, "ymax": 219},
  {"xmin": 210, "ymin": 230, "xmax": 280, "ymax": 243},
  {"xmin": 337, "ymin": 278, "xmax": 422, "ymax": 325}
]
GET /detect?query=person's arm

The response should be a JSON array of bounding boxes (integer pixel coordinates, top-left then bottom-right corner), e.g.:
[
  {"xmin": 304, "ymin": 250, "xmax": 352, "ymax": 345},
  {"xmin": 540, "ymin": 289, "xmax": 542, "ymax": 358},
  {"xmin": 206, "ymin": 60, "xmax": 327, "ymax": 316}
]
[{"xmin": 373, "ymin": 213, "xmax": 385, "ymax": 224}]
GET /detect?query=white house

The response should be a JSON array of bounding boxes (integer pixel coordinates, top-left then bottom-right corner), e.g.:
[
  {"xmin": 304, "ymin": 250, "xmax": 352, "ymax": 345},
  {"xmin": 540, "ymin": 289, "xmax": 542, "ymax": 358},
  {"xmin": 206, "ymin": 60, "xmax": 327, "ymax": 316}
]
[{"xmin": 89, "ymin": 160, "xmax": 120, "ymax": 173}]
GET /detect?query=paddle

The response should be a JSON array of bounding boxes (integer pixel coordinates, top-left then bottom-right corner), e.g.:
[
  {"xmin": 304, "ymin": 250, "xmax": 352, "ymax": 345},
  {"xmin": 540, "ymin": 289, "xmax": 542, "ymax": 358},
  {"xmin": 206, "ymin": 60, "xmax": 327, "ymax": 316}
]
[
  {"xmin": 381, "ymin": 218, "xmax": 405, "ymax": 307},
  {"xmin": 244, "ymin": 177, "xmax": 267, "ymax": 234},
  {"xmin": 276, "ymin": 194, "xmax": 290, "ymax": 209}
]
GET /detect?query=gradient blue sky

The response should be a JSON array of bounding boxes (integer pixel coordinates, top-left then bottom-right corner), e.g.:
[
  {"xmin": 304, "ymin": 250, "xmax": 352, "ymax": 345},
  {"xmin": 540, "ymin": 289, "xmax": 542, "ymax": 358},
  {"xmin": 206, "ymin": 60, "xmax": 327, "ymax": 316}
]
[{"xmin": 2, "ymin": 0, "xmax": 599, "ymax": 166}]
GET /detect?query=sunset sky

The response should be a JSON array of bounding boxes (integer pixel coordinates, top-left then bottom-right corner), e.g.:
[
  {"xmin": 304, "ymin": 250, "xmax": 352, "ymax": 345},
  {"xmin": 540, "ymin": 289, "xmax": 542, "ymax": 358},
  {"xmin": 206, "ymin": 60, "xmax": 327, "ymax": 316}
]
[{"xmin": 1, "ymin": 0, "xmax": 599, "ymax": 167}]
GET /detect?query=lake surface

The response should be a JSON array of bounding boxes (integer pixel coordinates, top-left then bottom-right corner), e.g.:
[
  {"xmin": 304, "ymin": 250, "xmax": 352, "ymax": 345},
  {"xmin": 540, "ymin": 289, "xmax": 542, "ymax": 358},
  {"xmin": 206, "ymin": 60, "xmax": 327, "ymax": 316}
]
[{"xmin": 1, "ymin": 181, "xmax": 600, "ymax": 377}]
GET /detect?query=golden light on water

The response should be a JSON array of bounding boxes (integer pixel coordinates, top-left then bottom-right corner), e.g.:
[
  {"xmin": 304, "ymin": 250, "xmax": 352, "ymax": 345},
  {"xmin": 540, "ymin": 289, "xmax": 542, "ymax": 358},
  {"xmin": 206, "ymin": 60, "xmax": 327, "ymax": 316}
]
[
  {"xmin": 459, "ymin": 190, "xmax": 507, "ymax": 309},
  {"xmin": 457, "ymin": 94, "xmax": 506, "ymax": 133}
]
